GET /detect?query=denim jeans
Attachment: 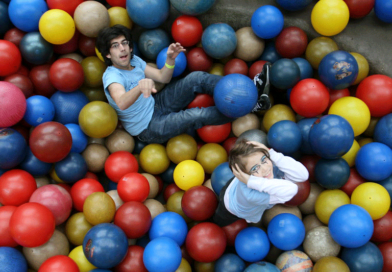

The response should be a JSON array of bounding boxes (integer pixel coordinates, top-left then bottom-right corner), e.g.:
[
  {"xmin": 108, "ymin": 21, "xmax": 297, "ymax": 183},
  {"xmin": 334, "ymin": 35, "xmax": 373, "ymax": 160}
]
[{"xmin": 137, "ymin": 71, "xmax": 234, "ymax": 144}]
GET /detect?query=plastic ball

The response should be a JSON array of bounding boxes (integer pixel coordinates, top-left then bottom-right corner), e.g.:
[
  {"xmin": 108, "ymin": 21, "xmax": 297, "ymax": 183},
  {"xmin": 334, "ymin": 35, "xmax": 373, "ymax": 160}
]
[
  {"xmin": 39, "ymin": 9, "xmax": 75, "ymax": 44},
  {"xmin": 23, "ymin": 95, "xmax": 55, "ymax": 127},
  {"xmin": 73, "ymin": 1, "xmax": 109, "ymax": 37},
  {"xmin": 0, "ymin": 81, "xmax": 26, "ymax": 127},
  {"xmin": 126, "ymin": 0, "xmax": 169, "ymax": 29},
  {"xmin": 149, "ymin": 211, "xmax": 188, "ymax": 246},
  {"xmin": 39, "ymin": 255, "xmax": 79, "ymax": 272},
  {"xmin": 117, "ymin": 173, "xmax": 150, "ymax": 202},
  {"xmin": 251, "ymin": 5, "xmax": 284, "ymax": 39},
  {"xmin": 276, "ymin": 0, "xmax": 313, "ymax": 11},
  {"xmin": 305, "ymin": 37, "xmax": 339, "ymax": 69},
  {"xmin": 275, "ymin": 26, "xmax": 308, "ymax": 59},
  {"xmin": 315, "ymin": 158, "xmax": 350, "ymax": 189},
  {"xmin": 311, "ymin": 0, "xmax": 350, "ymax": 36},
  {"xmin": 70, "ymin": 178, "xmax": 105, "ymax": 212},
  {"xmin": 104, "ymin": 151, "xmax": 138, "ymax": 182},
  {"xmin": 181, "ymin": 186, "xmax": 218, "ymax": 221},
  {"xmin": 8, "ymin": 0, "xmax": 48, "ymax": 32},
  {"xmin": 143, "ymin": 237, "xmax": 182, "ymax": 272},
  {"xmin": 375, "ymin": 0, "xmax": 392, "ymax": 23},
  {"xmin": 173, "ymin": 160, "xmax": 205, "ymax": 191},
  {"xmin": 270, "ymin": 58, "xmax": 301, "ymax": 90},
  {"xmin": 108, "ymin": 6, "xmax": 133, "ymax": 28},
  {"xmin": 275, "ymin": 250, "xmax": 313, "ymax": 271},
  {"xmin": 0, "ymin": 128, "xmax": 28, "ymax": 170},
  {"xmin": 196, "ymin": 143, "xmax": 228, "ymax": 174},
  {"xmin": 0, "ymin": 247, "xmax": 28, "ymax": 272},
  {"xmin": 19, "ymin": 32, "xmax": 53, "ymax": 65},
  {"xmin": 315, "ymin": 189, "xmax": 350, "ymax": 224},
  {"xmin": 201, "ymin": 23, "xmax": 237, "ymax": 59},
  {"xmin": 139, "ymin": 144, "xmax": 170, "ymax": 175},
  {"xmin": 267, "ymin": 120, "xmax": 302, "ymax": 155},
  {"xmin": 169, "ymin": 0, "xmax": 215, "ymax": 15},
  {"xmin": 49, "ymin": 58, "xmax": 84, "ymax": 92},
  {"xmin": 0, "ymin": 40, "xmax": 22, "ymax": 77},
  {"xmin": 69, "ymin": 245, "xmax": 97, "ymax": 271},
  {"xmin": 235, "ymin": 227, "xmax": 270, "ymax": 262},
  {"xmin": 215, "ymin": 253, "xmax": 246, "ymax": 272},
  {"xmin": 0, "ymin": 169, "xmax": 37, "ymax": 206},
  {"xmin": 268, "ymin": 213, "xmax": 305, "ymax": 251},
  {"xmin": 172, "ymin": 15, "xmax": 203, "ymax": 47},
  {"xmin": 156, "ymin": 47, "xmax": 187, "ymax": 77},
  {"xmin": 138, "ymin": 29, "xmax": 170, "ymax": 60}
]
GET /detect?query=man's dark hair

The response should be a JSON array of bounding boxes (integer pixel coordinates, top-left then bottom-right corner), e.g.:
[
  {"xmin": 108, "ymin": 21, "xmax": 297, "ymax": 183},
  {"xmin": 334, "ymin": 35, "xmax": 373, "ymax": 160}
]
[{"xmin": 96, "ymin": 24, "xmax": 134, "ymax": 66}]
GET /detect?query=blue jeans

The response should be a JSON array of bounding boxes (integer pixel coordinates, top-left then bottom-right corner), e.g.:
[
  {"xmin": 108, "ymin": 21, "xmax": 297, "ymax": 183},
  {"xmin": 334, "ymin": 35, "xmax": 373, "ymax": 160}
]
[{"xmin": 137, "ymin": 71, "xmax": 234, "ymax": 144}]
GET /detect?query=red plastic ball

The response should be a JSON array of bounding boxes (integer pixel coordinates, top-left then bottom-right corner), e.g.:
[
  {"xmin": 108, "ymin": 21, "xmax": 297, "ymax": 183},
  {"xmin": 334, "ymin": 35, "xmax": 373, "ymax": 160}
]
[
  {"xmin": 344, "ymin": 0, "xmax": 375, "ymax": 19},
  {"xmin": 84, "ymin": 171, "xmax": 99, "ymax": 180},
  {"xmin": 187, "ymin": 94, "xmax": 214, "ymax": 109},
  {"xmin": 224, "ymin": 58, "xmax": 249, "ymax": 76},
  {"xmin": 16, "ymin": 65, "xmax": 30, "ymax": 77},
  {"xmin": 53, "ymin": 30, "xmax": 80, "ymax": 55},
  {"xmin": 249, "ymin": 60, "xmax": 268, "ymax": 80},
  {"xmin": 340, "ymin": 168, "xmax": 366, "ymax": 197},
  {"xmin": 222, "ymin": 219, "xmax": 248, "ymax": 247},
  {"xmin": 299, "ymin": 155, "xmax": 320, "ymax": 183},
  {"xmin": 186, "ymin": 47, "xmax": 213, "ymax": 72},
  {"xmin": 275, "ymin": 26, "xmax": 308, "ymax": 59},
  {"xmin": 372, "ymin": 211, "xmax": 392, "ymax": 242},
  {"xmin": 163, "ymin": 183, "xmax": 182, "ymax": 202},
  {"xmin": 0, "ymin": 81, "xmax": 27, "ymax": 128},
  {"xmin": 70, "ymin": 178, "xmax": 105, "ymax": 211},
  {"xmin": 356, "ymin": 75, "xmax": 392, "ymax": 117},
  {"xmin": 79, "ymin": 35, "xmax": 96, "ymax": 57},
  {"xmin": 9, "ymin": 202, "xmax": 55, "ymax": 247},
  {"xmin": 29, "ymin": 122, "xmax": 73, "ymax": 163},
  {"xmin": 181, "ymin": 186, "xmax": 218, "ymax": 221},
  {"xmin": 49, "ymin": 58, "xmax": 84, "ymax": 92},
  {"xmin": 3, "ymin": 28, "xmax": 26, "ymax": 48},
  {"xmin": 223, "ymin": 137, "xmax": 237, "ymax": 155},
  {"xmin": 29, "ymin": 64, "xmax": 56, "ymax": 97},
  {"xmin": 290, "ymin": 78, "xmax": 330, "ymax": 117},
  {"xmin": 39, "ymin": 255, "xmax": 80, "ymax": 272},
  {"xmin": 172, "ymin": 15, "xmax": 203, "ymax": 47},
  {"xmin": 186, "ymin": 222, "xmax": 227, "ymax": 263},
  {"xmin": 378, "ymin": 242, "xmax": 392, "ymax": 272},
  {"xmin": 106, "ymin": 0, "xmax": 126, "ymax": 8},
  {"xmin": 0, "ymin": 169, "xmax": 37, "ymax": 206},
  {"xmin": 114, "ymin": 201, "xmax": 152, "ymax": 239},
  {"xmin": 285, "ymin": 179, "xmax": 311, "ymax": 206},
  {"xmin": 197, "ymin": 123, "xmax": 232, "ymax": 143},
  {"xmin": 117, "ymin": 173, "xmax": 150, "ymax": 202},
  {"xmin": 0, "ymin": 40, "xmax": 22, "ymax": 77},
  {"xmin": 327, "ymin": 88, "xmax": 350, "ymax": 112},
  {"xmin": 56, "ymin": 183, "xmax": 72, "ymax": 194},
  {"xmin": 0, "ymin": 206, "xmax": 18, "ymax": 247},
  {"xmin": 154, "ymin": 175, "xmax": 164, "ymax": 195},
  {"xmin": 105, "ymin": 151, "xmax": 139, "ymax": 182},
  {"xmin": 4, "ymin": 74, "xmax": 34, "ymax": 98},
  {"xmin": 46, "ymin": 0, "xmax": 84, "ymax": 16},
  {"xmin": 115, "ymin": 245, "xmax": 148, "ymax": 272},
  {"xmin": 29, "ymin": 184, "xmax": 73, "ymax": 226}
]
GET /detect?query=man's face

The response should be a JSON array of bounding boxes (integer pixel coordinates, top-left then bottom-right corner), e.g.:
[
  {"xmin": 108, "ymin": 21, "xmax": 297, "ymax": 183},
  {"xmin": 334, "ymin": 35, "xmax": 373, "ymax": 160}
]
[
  {"xmin": 244, "ymin": 152, "xmax": 274, "ymax": 179},
  {"xmin": 106, "ymin": 35, "xmax": 132, "ymax": 69}
]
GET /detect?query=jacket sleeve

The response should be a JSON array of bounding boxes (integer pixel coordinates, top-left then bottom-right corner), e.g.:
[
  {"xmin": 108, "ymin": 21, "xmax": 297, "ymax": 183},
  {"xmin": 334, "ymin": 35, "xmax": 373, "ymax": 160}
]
[{"xmin": 268, "ymin": 149, "xmax": 309, "ymax": 183}]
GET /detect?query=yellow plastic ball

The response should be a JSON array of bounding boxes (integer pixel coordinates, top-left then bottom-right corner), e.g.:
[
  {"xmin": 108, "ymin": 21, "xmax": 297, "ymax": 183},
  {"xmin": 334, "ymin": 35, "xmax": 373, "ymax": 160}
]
[
  {"xmin": 39, "ymin": 9, "xmax": 75, "ymax": 45},
  {"xmin": 341, "ymin": 139, "xmax": 360, "ymax": 167},
  {"xmin": 313, "ymin": 256, "xmax": 350, "ymax": 272},
  {"xmin": 311, "ymin": 0, "xmax": 350, "ymax": 36},
  {"xmin": 95, "ymin": 47, "xmax": 104, "ymax": 62},
  {"xmin": 65, "ymin": 212, "xmax": 93, "ymax": 246},
  {"xmin": 315, "ymin": 189, "xmax": 350, "ymax": 224},
  {"xmin": 108, "ymin": 7, "xmax": 133, "ymax": 29},
  {"xmin": 81, "ymin": 56, "xmax": 107, "ymax": 88},
  {"xmin": 351, "ymin": 182, "xmax": 391, "ymax": 220},
  {"xmin": 49, "ymin": 167, "xmax": 64, "ymax": 183},
  {"xmin": 328, "ymin": 96, "xmax": 371, "ymax": 136},
  {"xmin": 83, "ymin": 192, "xmax": 116, "ymax": 225},
  {"xmin": 350, "ymin": 52, "xmax": 369, "ymax": 85},
  {"xmin": 196, "ymin": 143, "xmax": 228, "ymax": 174},
  {"xmin": 358, "ymin": 138, "xmax": 373, "ymax": 147},
  {"xmin": 174, "ymin": 160, "xmax": 205, "ymax": 191},
  {"xmin": 305, "ymin": 37, "xmax": 339, "ymax": 69},
  {"xmin": 262, "ymin": 104, "xmax": 296, "ymax": 132},
  {"xmin": 68, "ymin": 245, "xmax": 97, "ymax": 272},
  {"xmin": 79, "ymin": 101, "xmax": 118, "ymax": 138},
  {"xmin": 166, "ymin": 191, "xmax": 192, "ymax": 223},
  {"xmin": 166, "ymin": 134, "xmax": 198, "ymax": 164},
  {"xmin": 139, "ymin": 144, "xmax": 170, "ymax": 175},
  {"xmin": 176, "ymin": 258, "xmax": 192, "ymax": 272},
  {"xmin": 209, "ymin": 63, "xmax": 225, "ymax": 76}
]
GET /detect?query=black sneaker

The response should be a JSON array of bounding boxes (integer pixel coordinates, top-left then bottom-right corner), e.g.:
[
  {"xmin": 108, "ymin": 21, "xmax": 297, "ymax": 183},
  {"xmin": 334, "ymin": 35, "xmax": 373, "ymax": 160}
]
[
  {"xmin": 252, "ymin": 94, "xmax": 271, "ymax": 112},
  {"xmin": 252, "ymin": 62, "xmax": 272, "ymax": 112}
]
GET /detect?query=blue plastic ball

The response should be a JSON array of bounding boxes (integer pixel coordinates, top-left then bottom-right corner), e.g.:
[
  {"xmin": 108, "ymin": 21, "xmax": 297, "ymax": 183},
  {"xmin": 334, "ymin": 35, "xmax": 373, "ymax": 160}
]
[
  {"xmin": 244, "ymin": 261, "xmax": 280, "ymax": 272},
  {"xmin": 8, "ymin": 0, "xmax": 48, "ymax": 32},
  {"xmin": 374, "ymin": 113, "xmax": 392, "ymax": 149},
  {"xmin": 126, "ymin": 0, "xmax": 169, "ymax": 29},
  {"xmin": 54, "ymin": 152, "xmax": 88, "ymax": 183},
  {"xmin": 267, "ymin": 213, "xmax": 305, "ymax": 251},
  {"xmin": 355, "ymin": 142, "xmax": 392, "ymax": 181},
  {"xmin": 259, "ymin": 41, "xmax": 281, "ymax": 63},
  {"xmin": 20, "ymin": 147, "xmax": 52, "ymax": 176},
  {"xmin": 65, "ymin": 124, "xmax": 88, "ymax": 153},
  {"xmin": 149, "ymin": 212, "xmax": 188, "ymax": 246},
  {"xmin": 318, "ymin": 50, "xmax": 359, "ymax": 90},
  {"xmin": 213, "ymin": 73, "xmax": 258, "ymax": 118},
  {"xmin": 315, "ymin": 158, "xmax": 350, "ymax": 189},
  {"xmin": 374, "ymin": 0, "xmax": 392, "ymax": 23},
  {"xmin": 251, "ymin": 5, "xmax": 284, "ymax": 39},
  {"xmin": 211, "ymin": 162, "xmax": 234, "ymax": 195},
  {"xmin": 50, "ymin": 90, "xmax": 89, "ymax": 125},
  {"xmin": 267, "ymin": 120, "xmax": 302, "ymax": 155},
  {"xmin": 309, "ymin": 114, "xmax": 354, "ymax": 159},
  {"xmin": 379, "ymin": 175, "xmax": 392, "ymax": 200},
  {"xmin": 19, "ymin": 32, "xmax": 53, "ymax": 65},
  {"xmin": 341, "ymin": 242, "xmax": 384, "ymax": 272},
  {"xmin": 270, "ymin": 58, "xmax": 301, "ymax": 89},
  {"xmin": 215, "ymin": 253, "xmax": 246, "ymax": 272},
  {"xmin": 201, "ymin": 23, "xmax": 237, "ymax": 59},
  {"xmin": 0, "ymin": 247, "xmax": 28, "ymax": 272},
  {"xmin": 83, "ymin": 223, "xmax": 128, "ymax": 269},
  {"xmin": 235, "ymin": 227, "xmax": 270, "ymax": 262},
  {"xmin": 156, "ymin": 47, "xmax": 187, "ymax": 78},
  {"xmin": 0, "ymin": 2, "xmax": 12, "ymax": 36},
  {"xmin": 297, "ymin": 117, "xmax": 317, "ymax": 154},
  {"xmin": 143, "ymin": 237, "xmax": 182, "ymax": 272},
  {"xmin": 160, "ymin": 162, "xmax": 176, "ymax": 184},
  {"xmin": 23, "ymin": 95, "xmax": 55, "ymax": 127},
  {"xmin": 133, "ymin": 41, "xmax": 141, "ymax": 57},
  {"xmin": 292, "ymin": 57, "xmax": 314, "ymax": 80},
  {"xmin": 275, "ymin": 0, "xmax": 313, "ymax": 11},
  {"xmin": 0, "ymin": 128, "xmax": 27, "ymax": 169},
  {"xmin": 328, "ymin": 204, "xmax": 374, "ymax": 248},
  {"xmin": 170, "ymin": 0, "xmax": 215, "ymax": 15},
  {"xmin": 138, "ymin": 29, "xmax": 170, "ymax": 60}
]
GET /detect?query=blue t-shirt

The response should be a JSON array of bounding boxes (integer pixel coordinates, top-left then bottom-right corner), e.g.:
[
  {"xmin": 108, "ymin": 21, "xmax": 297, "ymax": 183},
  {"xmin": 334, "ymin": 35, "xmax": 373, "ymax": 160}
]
[{"xmin": 103, "ymin": 55, "xmax": 154, "ymax": 135}]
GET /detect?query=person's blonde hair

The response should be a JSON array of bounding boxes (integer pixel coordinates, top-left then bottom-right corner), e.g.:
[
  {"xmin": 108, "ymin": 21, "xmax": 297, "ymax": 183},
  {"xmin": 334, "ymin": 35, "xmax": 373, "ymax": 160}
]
[{"xmin": 228, "ymin": 139, "xmax": 270, "ymax": 173}]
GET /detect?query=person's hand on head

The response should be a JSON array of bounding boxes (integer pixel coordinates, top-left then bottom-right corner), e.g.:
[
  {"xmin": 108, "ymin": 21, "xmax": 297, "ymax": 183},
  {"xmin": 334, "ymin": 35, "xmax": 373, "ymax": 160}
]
[
  {"xmin": 138, "ymin": 78, "xmax": 157, "ymax": 98},
  {"xmin": 232, "ymin": 164, "xmax": 250, "ymax": 185},
  {"xmin": 247, "ymin": 141, "xmax": 268, "ymax": 150},
  {"xmin": 167, "ymin": 43, "xmax": 186, "ymax": 60}
]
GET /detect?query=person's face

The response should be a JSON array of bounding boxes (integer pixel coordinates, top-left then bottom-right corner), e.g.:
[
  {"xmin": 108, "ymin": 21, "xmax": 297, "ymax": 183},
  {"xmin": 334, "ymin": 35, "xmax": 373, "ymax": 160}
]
[
  {"xmin": 106, "ymin": 35, "xmax": 132, "ymax": 69},
  {"xmin": 244, "ymin": 152, "xmax": 274, "ymax": 179}
]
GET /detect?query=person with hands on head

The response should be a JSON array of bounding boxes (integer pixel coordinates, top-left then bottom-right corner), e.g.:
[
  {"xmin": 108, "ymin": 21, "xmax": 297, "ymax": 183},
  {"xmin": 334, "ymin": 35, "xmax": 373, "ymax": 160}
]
[
  {"xmin": 96, "ymin": 24, "xmax": 234, "ymax": 144},
  {"xmin": 213, "ymin": 139, "xmax": 309, "ymax": 227}
]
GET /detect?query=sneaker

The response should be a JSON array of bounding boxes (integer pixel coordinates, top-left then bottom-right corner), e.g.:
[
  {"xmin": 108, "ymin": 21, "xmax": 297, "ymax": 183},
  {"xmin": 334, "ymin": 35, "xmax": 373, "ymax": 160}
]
[
  {"xmin": 252, "ymin": 94, "xmax": 271, "ymax": 112},
  {"xmin": 253, "ymin": 62, "xmax": 271, "ymax": 96}
]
